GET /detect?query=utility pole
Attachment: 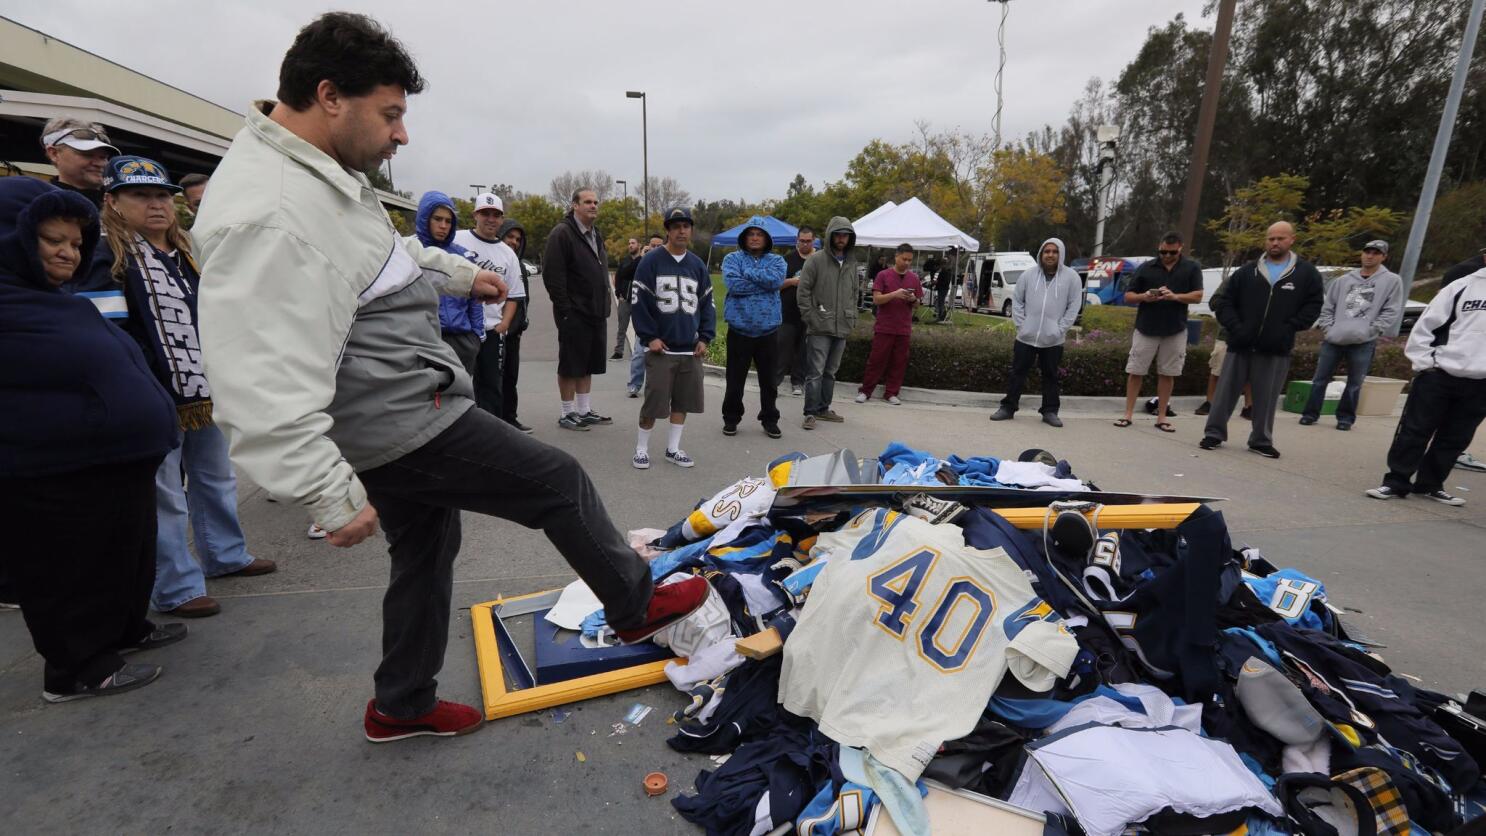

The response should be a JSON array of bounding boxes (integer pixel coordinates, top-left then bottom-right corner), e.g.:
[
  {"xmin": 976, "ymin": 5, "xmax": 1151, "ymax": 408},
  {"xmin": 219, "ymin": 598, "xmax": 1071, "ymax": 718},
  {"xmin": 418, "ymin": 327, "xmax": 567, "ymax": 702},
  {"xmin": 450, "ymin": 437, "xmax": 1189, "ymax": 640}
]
[
  {"xmin": 469, "ymin": 184, "xmax": 485, "ymax": 201},
  {"xmin": 988, "ymin": 0, "xmax": 1011, "ymax": 150},
  {"xmin": 626, "ymin": 91, "xmax": 649, "ymax": 236},
  {"xmin": 1177, "ymin": 0, "xmax": 1237, "ymax": 249},
  {"xmin": 1397, "ymin": 0, "xmax": 1486, "ymax": 313},
  {"xmin": 1092, "ymin": 126, "xmax": 1119, "ymax": 257}
]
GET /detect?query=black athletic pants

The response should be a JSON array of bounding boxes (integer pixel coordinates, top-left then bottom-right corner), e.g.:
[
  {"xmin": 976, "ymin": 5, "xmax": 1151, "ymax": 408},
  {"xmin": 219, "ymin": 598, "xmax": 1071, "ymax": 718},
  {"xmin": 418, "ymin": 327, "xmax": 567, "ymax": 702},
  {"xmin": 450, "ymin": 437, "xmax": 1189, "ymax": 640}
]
[
  {"xmin": 501, "ymin": 328, "xmax": 524, "ymax": 423},
  {"xmin": 440, "ymin": 332, "xmax": 481, "ymax": 378},
  {"xmin": 1382, "ymin": 369, "xmax": 1486, "ymax": 495},
  {"xmin": 0, "ymin": 457, "xmax": 160, "ymax": 692},
  {"xmin": 723, "ymin": 328, "xmax": 780, "ymax": 427},
  {"xmin": 1000, "ymin": 341, "xmax": 1064, "ymax": 415},
  {"xmin": 774, "ymin": 320, "xmax": 807, "ymax": 389},
  {"xmin": 357, "ymin": 407, "xmax": 652, "ymax": 718},
  {"xmin": 472, "ymin": 332, "xmax": 504, "ymax": 417}
]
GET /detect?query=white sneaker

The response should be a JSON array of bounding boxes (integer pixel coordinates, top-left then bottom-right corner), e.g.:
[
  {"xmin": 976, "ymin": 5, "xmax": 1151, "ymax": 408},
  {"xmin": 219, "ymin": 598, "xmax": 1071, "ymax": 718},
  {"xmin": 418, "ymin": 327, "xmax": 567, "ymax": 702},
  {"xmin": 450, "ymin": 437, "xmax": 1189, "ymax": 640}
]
[
  {"xmin": 1459, "ymin": 451, "xmax": 1486, "ymax": 472},
  {"xmin": 791, "ymin": 386, "xmax": 803, "ymax": 396},
  {"xmin": 665, "ymin": 449, "xmax": 695, "ymax": 468},
  {"xmin": 1365, "ymin": 486, "xmax": 1400, "ymax": 500},
  {"xmin": 632, "ymin": 451, "xmax": 651, "ymax": 469},
  {"xmin": 307, "ymin": 523, "xmax": 328, "ymax": 539},
  {"xmin": 854, "ymin": 393, "xmax": 868, "ymax": 404},
  {"xmin": 887, "ymin": 396, "xmax": 902, "ymax": 405}
]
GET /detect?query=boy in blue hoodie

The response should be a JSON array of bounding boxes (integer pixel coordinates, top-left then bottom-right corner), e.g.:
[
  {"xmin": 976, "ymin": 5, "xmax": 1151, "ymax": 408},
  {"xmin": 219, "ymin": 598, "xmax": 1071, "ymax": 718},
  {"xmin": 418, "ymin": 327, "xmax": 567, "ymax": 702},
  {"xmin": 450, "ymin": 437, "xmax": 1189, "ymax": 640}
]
[
  {"xmin": 721, "ymin": 216, "xmax": 786, "ymax": 438},
  {"xmin": 410, "ymin": 191, "xmax": 482, "ymax": 375},
  {"xmin": 630, "ymin": 208, "xmax": 715, "ymax": 469}
]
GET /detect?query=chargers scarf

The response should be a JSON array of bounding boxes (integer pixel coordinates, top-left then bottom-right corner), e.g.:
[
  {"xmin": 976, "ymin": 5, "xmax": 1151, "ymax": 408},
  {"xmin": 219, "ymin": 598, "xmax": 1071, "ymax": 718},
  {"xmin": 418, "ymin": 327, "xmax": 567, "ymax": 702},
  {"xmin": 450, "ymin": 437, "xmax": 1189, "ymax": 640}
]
[{"xmin": 123, "ymin": 233, "xmax": 213, "ymax": 430}]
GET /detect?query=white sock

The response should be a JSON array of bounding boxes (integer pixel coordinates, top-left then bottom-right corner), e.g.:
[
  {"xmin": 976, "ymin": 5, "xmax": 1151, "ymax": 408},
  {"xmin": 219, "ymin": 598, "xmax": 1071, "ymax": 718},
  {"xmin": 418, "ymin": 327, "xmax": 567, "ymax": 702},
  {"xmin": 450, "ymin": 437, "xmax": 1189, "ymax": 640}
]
[
  {"xmin": 636, "ymin": 427, "xmax": 651, "ymax": 454},
  {"xmin": 576, "ymin": 393, "xmax": 591, "ymax": 414},
  {"xmin": 667, "ymin": 422, "xmax": 685, "ymax": 453},
  {"xmin": 560, "ymin": 399, "xmax": 575, "ymax": 416}
]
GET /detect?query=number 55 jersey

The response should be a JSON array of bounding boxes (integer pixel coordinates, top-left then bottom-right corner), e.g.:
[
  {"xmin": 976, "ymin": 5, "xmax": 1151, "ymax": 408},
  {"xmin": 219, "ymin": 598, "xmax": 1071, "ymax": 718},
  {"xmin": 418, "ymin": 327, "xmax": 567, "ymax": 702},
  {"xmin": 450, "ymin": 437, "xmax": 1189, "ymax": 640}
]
[{"xmin": 780, "ymin": 509, "xmax": 1079, "ymax": 780}]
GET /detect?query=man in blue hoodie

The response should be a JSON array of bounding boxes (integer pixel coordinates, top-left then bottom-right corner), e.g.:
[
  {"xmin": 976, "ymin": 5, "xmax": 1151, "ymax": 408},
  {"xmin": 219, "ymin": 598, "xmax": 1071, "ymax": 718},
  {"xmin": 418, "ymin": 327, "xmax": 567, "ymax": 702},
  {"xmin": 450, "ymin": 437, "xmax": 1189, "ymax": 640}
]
[
  {"xmin": 411, "ymin": 191, "xmax": 482, "ymax": 376},
  {"xmin": 721, "ymin": 217, "xmax": 787, "ymax": 438},
  {"xmin": 990, "ymin": 238, "xmax": 1083, "ymax": 427}
]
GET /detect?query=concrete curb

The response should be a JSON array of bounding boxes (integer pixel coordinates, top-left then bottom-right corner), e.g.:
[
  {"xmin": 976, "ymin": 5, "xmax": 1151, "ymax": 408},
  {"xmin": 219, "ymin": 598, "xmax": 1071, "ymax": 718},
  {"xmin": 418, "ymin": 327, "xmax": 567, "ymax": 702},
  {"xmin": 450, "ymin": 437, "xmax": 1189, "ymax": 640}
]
[{"xmin": 699, "ymin": 361, "xmax": 1407, "ymax": 418}]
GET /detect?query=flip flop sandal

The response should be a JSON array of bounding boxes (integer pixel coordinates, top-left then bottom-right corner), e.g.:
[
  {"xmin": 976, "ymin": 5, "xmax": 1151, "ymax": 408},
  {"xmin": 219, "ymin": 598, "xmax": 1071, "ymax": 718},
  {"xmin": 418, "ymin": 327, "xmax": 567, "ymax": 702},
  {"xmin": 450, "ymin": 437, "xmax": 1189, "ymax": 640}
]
[
  {"xmin": 1113, "ymin": 418, "xmax": 1133, "ymax": 428},
  {"xmin": 1154, "ymin": 422, "xmax": 1176, "ymax": 433}
]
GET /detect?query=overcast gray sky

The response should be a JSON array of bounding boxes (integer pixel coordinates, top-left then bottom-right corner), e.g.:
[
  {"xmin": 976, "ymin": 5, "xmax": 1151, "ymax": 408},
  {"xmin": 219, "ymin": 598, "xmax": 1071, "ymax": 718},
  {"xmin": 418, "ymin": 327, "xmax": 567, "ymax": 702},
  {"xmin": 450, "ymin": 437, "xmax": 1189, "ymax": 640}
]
[{"xmin": 8, "ymin": 0, "xmax": 1210, "ymax": 203}]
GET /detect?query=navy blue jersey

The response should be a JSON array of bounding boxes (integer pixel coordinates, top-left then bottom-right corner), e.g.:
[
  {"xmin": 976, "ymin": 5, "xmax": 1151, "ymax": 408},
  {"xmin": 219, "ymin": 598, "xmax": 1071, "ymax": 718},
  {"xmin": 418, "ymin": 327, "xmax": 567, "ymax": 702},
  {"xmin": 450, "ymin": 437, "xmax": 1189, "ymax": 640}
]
[{"xmin": 631, "ymin": 246, "xmax": 716, "ymax": 352}]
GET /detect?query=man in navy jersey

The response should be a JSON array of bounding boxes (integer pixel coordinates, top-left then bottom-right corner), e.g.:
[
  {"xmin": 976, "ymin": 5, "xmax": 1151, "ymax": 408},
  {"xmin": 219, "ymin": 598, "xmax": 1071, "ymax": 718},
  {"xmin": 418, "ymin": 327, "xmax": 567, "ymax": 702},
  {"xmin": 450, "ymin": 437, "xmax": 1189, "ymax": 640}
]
[{"xmin": 630, "ymin": 207, "xmax": 715, "ymax": 469}]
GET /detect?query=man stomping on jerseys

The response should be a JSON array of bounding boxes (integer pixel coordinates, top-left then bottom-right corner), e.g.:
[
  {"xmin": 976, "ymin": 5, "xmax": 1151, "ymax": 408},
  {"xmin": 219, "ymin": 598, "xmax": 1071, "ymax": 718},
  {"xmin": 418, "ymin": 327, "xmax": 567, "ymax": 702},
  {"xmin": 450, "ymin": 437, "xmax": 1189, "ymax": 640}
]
[
  {"xmin": 630, "ymin": 208, "xmax": 715, "ymax": 470},
  {"xmin": 196, "ymin": 13, "xmax": 707, "ymax": 742}
]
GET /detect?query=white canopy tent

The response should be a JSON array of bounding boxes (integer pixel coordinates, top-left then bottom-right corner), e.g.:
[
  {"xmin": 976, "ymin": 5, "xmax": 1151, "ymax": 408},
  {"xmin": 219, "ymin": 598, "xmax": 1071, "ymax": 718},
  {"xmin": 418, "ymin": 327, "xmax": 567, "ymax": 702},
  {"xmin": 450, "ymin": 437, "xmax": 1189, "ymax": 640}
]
[
  {"xmin": 853, "ymin": 200, "xmax": 897, "ymax": 227},
  {"xmin": 851, "ymin": 197, "xmax": 979, "ymax": 252}
]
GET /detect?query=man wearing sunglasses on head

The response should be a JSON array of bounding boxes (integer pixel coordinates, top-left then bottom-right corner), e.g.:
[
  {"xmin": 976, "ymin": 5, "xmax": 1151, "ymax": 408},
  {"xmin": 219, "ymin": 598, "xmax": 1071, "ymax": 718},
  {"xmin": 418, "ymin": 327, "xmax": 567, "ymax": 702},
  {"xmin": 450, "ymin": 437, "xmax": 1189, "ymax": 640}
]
[
  {"xmin": 1116, "ymin": 232, "xmax": 1203, "ymax": 430},
  {"xmin": 40, "ymin": 118, "xmax": 119, "ymax": 209}
]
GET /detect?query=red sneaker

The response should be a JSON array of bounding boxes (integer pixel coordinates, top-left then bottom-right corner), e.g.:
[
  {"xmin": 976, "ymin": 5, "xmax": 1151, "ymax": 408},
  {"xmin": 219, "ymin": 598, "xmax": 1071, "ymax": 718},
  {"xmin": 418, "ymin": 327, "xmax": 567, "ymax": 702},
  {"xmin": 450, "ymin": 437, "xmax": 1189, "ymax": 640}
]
[
  {"xmin": 363, "ymin": 698, "xmax": 483, "ymax": 743},
  {"xmin": 614, "ymin": 575, "xmax": 710, "ymax": 644}
]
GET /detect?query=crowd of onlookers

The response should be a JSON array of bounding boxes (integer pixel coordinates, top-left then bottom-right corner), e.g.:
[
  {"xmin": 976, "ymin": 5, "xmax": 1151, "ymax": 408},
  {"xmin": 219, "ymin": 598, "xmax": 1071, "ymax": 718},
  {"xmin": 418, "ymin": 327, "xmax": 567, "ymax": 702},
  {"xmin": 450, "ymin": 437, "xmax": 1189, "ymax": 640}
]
[{"xmin": 2, "ymin": 11, "xmax": 1482, "ymax": 733}]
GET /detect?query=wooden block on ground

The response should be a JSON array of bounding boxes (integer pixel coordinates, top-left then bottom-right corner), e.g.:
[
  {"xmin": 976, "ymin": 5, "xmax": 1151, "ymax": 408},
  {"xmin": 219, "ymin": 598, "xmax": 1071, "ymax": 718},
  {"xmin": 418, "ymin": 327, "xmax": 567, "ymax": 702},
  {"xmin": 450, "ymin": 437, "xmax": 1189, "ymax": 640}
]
[{"xmin": 735, "ymin": 628, "xmax": 783, "ymax": 660}]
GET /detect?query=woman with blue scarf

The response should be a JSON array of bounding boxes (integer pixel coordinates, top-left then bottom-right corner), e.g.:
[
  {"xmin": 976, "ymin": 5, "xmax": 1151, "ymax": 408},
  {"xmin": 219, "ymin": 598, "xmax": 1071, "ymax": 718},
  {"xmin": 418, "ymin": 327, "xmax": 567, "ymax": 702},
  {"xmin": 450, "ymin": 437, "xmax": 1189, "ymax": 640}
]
[
  {"xmin": 100, "ymin": 156, "xmax": 277, "ymax": 618},
  {"xmin": 411, "ymin": 191, "xmax": 484, "ymax": 375}
]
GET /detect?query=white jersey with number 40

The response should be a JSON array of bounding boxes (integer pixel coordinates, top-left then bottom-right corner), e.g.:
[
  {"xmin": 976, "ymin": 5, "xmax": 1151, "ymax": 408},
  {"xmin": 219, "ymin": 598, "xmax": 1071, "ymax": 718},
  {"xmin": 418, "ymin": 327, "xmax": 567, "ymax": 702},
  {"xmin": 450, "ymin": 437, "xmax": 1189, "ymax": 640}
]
[{"xmin": 780, "ymin": 509, "xmax": 1079, "ymax": 780}]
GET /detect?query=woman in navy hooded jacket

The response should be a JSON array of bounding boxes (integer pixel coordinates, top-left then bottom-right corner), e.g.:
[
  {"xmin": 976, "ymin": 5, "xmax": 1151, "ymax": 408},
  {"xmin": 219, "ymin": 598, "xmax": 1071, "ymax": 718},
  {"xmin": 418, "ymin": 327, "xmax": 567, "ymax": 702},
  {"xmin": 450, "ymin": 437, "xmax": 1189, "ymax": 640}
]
[
  {"xmin": 411, "ymin": 191, "xmax": 483, "ymax": 376},
  {"xmin": 0, "ymin": 176, "xmax": 182, "ymax": 703}
]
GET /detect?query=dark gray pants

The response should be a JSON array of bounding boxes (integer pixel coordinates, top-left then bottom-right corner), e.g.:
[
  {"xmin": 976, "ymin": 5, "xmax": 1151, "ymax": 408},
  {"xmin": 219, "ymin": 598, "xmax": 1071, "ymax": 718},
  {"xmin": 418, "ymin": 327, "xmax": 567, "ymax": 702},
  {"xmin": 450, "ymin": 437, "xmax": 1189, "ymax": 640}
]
[
  {"xmin": 803, "ymin": 334, "xmax": 847, "ymax": 416},
  {"xmin": 440, "ymin": 331, "xmax": 481, "ymax": 378},
  {"xmin": 613, "ymin": 299, "xmax": 632, "ymax": 355},
  {"xmin": 774, "ymin": 320, "xmax": 808, "ymax": 389},
  {"xmin": 1204, "ymin": 349, "xmax": 1290, "ymax": 448},
  {"xmin": 358, "ymin": 407, "xmax": 652, "ymax": 717}
]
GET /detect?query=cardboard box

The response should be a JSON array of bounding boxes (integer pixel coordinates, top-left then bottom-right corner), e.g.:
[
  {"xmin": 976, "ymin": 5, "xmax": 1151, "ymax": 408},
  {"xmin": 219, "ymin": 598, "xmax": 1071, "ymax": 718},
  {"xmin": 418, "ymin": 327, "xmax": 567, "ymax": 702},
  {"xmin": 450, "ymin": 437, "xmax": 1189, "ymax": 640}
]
[{"xmin": 1356, "ymin": 376, "xmax": 1406, "ymax": 417}]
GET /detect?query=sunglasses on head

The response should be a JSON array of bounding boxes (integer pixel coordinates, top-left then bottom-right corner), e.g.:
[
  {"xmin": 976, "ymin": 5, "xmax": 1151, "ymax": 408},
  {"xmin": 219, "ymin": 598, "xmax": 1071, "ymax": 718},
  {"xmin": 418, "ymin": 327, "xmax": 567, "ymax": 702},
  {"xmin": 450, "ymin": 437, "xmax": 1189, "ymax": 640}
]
[
  {"xmin": 1158, "ymin": 249, "xmax": 1180, "ymax": 256},
  {"xmin": 51, "ymin": 127, "xmax": 110, "ymax": 145}
]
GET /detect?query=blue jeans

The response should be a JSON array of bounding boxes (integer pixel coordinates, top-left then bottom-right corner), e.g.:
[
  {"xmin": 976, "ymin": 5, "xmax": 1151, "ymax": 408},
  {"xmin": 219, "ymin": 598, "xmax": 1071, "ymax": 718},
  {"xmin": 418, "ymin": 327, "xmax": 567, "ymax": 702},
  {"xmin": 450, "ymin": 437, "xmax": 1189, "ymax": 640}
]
[
  {"xmin": 152, "ymin": 423, "xmax": 255, "ymax": 610},
  {"xmin": 628, "ymin": 334, "xmax": 646, "ymax": 392},
  {"xmin": 1302, "ymin": 340, "xmax": 1376, "ymax": 425}
]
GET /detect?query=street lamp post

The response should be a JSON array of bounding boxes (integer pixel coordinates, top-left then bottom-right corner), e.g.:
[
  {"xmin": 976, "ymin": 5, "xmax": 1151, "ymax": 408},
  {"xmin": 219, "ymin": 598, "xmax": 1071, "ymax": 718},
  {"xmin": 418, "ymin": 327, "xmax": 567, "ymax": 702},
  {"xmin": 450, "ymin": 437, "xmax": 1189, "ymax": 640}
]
[
  {"xmin": 469, "ymin": 184, "xmax": 485, "ymax": 201},
  {"xmin": 626, "ymin": 91, "xmax": 648, "ymax": 236},
  {"xmin": 616, "ymin": 179, "xmax": 628, "ymax": 216}
]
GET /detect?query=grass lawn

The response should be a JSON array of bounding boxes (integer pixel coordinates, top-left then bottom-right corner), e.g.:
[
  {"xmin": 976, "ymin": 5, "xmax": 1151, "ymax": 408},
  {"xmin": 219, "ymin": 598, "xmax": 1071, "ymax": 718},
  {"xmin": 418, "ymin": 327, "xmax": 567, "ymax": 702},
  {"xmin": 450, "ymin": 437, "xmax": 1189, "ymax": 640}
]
[{"xmin": 705, "ymin": 273, "xmax": 1015, "ymax": 363}]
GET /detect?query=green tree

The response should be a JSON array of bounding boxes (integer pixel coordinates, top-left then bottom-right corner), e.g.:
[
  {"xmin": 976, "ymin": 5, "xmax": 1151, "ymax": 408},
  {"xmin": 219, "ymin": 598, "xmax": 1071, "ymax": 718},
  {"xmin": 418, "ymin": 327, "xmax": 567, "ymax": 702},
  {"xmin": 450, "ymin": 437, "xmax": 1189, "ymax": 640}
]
[
  {"xmin": 504, "ymin": 194, "xmax": 563, "ymax": 264},
  {"xmin": 1422, "ymin": 181, "xmax": 1486, "ymax": 268},
  {"xmin": 1206, "ymin": 173, "xmax": 1401, "ymax": 269}
]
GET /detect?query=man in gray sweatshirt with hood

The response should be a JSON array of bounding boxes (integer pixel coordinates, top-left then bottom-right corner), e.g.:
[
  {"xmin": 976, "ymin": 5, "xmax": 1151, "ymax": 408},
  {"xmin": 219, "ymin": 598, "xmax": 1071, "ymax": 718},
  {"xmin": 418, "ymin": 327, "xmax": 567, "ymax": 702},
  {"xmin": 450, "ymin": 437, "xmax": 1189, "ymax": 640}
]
[
  {"xmin": 1299, "ymin": 240, "xmax": 1402, "ymax": 429},
  {"xmin": 796, "ymin": 216, "xmax": 860, "ymax": 430},
  {"xmin": 990, "ymin": 238, "xmax": 1083, "ymax": 427}
]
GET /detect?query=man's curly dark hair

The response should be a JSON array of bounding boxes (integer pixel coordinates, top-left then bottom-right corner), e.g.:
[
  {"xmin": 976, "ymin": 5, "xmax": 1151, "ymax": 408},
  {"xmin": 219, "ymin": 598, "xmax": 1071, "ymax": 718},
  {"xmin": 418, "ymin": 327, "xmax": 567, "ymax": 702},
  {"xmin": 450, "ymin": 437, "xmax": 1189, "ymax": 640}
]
[{"xmin": 277, "ymin": 12, "xmax": 425, "ymax": 110}]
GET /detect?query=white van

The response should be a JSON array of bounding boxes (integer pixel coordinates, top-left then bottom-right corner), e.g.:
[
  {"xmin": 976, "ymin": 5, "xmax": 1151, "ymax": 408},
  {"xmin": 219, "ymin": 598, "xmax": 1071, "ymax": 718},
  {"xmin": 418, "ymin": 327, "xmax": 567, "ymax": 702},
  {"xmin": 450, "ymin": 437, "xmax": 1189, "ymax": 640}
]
[{"xmin": 960, "ymin": 251, "xmax": 1038, "ymax": 316}]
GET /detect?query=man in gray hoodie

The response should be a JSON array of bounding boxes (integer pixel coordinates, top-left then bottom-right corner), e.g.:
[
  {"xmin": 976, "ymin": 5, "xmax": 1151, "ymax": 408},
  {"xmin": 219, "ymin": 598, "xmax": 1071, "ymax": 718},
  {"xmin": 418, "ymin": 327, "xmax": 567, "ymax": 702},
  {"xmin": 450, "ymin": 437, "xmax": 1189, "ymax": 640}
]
[
  {"xmin": 1299, "ymin": 240, "xmax": 1403, "ymax": 430},
  {"xmin": 990, "ymin": 238, "xmax": 1083, "ymax": 427},
  {"xmin": 796, "ymin": 216, "xmax": 860, "ymax": 430}
]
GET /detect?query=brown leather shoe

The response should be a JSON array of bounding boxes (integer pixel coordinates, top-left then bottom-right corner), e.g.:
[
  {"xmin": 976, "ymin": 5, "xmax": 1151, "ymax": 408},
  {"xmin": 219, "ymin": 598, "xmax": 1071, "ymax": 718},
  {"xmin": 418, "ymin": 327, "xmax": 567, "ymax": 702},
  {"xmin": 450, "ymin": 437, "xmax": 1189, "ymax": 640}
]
[
  {"xmin": 166, "ymin": 596, "xmax": 221, "ymax": 618},
  {"xmin": 221, "ymin": 558, "xmax": 277, "ymax": 578}
]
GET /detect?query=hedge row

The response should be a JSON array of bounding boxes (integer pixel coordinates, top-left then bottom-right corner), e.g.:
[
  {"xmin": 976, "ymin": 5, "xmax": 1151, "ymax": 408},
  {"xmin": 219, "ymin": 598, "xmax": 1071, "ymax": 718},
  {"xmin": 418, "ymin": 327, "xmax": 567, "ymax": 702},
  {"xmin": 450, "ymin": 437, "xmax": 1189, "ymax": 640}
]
[{"xmin": 715, "ymin": 319, "xmax": 1414, "ymax": 397}]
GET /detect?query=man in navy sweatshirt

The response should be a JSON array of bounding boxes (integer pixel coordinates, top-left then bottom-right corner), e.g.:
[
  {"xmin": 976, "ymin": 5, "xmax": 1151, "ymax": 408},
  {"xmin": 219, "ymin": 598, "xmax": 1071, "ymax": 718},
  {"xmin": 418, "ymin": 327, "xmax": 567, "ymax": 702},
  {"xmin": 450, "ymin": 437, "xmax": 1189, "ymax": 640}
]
[{"xmin": 630, "ymin": 208, "xmax": 715, "ymax": 469}]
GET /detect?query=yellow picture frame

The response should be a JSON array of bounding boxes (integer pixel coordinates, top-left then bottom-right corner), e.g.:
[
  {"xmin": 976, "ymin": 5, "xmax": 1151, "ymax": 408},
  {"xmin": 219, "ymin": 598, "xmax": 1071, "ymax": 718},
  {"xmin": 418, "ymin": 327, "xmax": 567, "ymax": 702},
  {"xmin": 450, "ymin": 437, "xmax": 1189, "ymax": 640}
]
[{"xmin": 470, "ymin": 589, "xmax": 677, "ymax": 721}]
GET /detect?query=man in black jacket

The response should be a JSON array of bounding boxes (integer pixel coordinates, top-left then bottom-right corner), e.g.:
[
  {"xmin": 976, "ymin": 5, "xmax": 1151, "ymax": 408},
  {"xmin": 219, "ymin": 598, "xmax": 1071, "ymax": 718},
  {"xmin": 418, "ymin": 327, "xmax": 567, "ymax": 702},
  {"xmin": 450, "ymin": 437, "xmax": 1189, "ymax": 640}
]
[
  {"xmin": 612, "ymin": 237, "xmax": 642, "ymax": 359},
  {"xmin": 543, "ymin": 189, "xmax": 613, "ymax": 431},
  {"xmin": 1200, "ymin": 221, "xmax": 1324, "ymax": 458}
]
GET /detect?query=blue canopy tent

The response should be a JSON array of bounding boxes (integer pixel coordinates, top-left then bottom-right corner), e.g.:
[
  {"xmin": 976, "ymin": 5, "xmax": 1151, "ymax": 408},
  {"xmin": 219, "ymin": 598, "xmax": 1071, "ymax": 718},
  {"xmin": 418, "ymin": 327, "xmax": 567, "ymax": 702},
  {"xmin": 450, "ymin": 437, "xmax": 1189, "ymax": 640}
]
[{"xmin": 711, "ymin": 215, "xmax": 801, "ymax": 248}]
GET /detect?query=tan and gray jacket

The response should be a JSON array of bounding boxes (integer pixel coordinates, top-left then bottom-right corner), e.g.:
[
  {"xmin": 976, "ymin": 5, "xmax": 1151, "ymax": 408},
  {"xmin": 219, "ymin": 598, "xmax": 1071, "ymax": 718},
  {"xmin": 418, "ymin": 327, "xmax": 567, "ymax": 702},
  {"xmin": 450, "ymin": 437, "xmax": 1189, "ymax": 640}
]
[{"xmin": 196, "ymin": 102, "xmax": 480, "ymax": 530}]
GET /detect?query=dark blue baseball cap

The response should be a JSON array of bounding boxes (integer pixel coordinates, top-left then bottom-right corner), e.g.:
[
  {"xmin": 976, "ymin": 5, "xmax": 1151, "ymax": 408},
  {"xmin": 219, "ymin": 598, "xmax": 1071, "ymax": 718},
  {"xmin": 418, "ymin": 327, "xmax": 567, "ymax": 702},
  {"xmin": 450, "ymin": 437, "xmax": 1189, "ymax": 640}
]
[
  {"xmin": 102, "ymin": 156, "xmax": 182, "ymax": 194},
  {"xmin": 662, "ymin": 206, "xmax": 694, "ymax": 228}
]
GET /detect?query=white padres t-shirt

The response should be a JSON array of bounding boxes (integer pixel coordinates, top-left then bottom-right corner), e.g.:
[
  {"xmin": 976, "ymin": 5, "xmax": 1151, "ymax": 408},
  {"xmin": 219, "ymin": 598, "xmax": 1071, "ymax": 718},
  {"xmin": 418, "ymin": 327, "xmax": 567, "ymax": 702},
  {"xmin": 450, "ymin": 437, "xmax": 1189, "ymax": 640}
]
[
  {"xmin": 780, "ymin": 509, "xmax": 1079, "ymax": 780},
  {"xmin": 454, "ymin": 229, "xmax": 524, "ymax": 332}
]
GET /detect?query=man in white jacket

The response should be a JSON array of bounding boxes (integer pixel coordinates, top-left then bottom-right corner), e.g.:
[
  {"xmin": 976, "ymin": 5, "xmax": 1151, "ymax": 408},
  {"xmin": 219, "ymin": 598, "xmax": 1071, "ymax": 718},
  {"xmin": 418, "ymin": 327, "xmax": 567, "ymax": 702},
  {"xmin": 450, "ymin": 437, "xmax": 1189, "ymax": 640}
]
[
  {"xmin": 990, "ymin": 238, "xmax": 1083, "ymax": 427},
  {"xmin": 1366, "ymin": 268, "xmax": 1486, "ymax": 505},
  {"xmin": 196, "ymin": 13, "xmax": 706, "ymax": 743}
]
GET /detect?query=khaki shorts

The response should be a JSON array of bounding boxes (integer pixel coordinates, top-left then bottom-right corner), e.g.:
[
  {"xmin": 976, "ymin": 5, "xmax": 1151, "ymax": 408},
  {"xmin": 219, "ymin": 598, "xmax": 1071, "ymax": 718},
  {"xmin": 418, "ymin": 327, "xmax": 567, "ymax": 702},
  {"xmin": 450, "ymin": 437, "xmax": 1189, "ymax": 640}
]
[
  {"xmin": 1209, "ymin": 340, "xmax": 1228, "ymax": 376},
  {"xmin": 642, "ymin": 352, "xmax": 705, "ymax": 419},
  {"xmin": 1126, "ymin": 331, "xmax": 1188, "ymax": 377}
]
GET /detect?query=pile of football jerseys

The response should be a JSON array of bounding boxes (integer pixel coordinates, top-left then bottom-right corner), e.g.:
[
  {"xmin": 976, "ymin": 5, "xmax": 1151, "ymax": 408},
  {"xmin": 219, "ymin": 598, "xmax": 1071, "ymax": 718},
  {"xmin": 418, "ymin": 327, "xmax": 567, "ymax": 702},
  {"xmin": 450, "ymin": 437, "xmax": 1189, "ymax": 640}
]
[{"xmin": 598, "ymin": 443, "xmax": 1486, "ymax": 836}]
